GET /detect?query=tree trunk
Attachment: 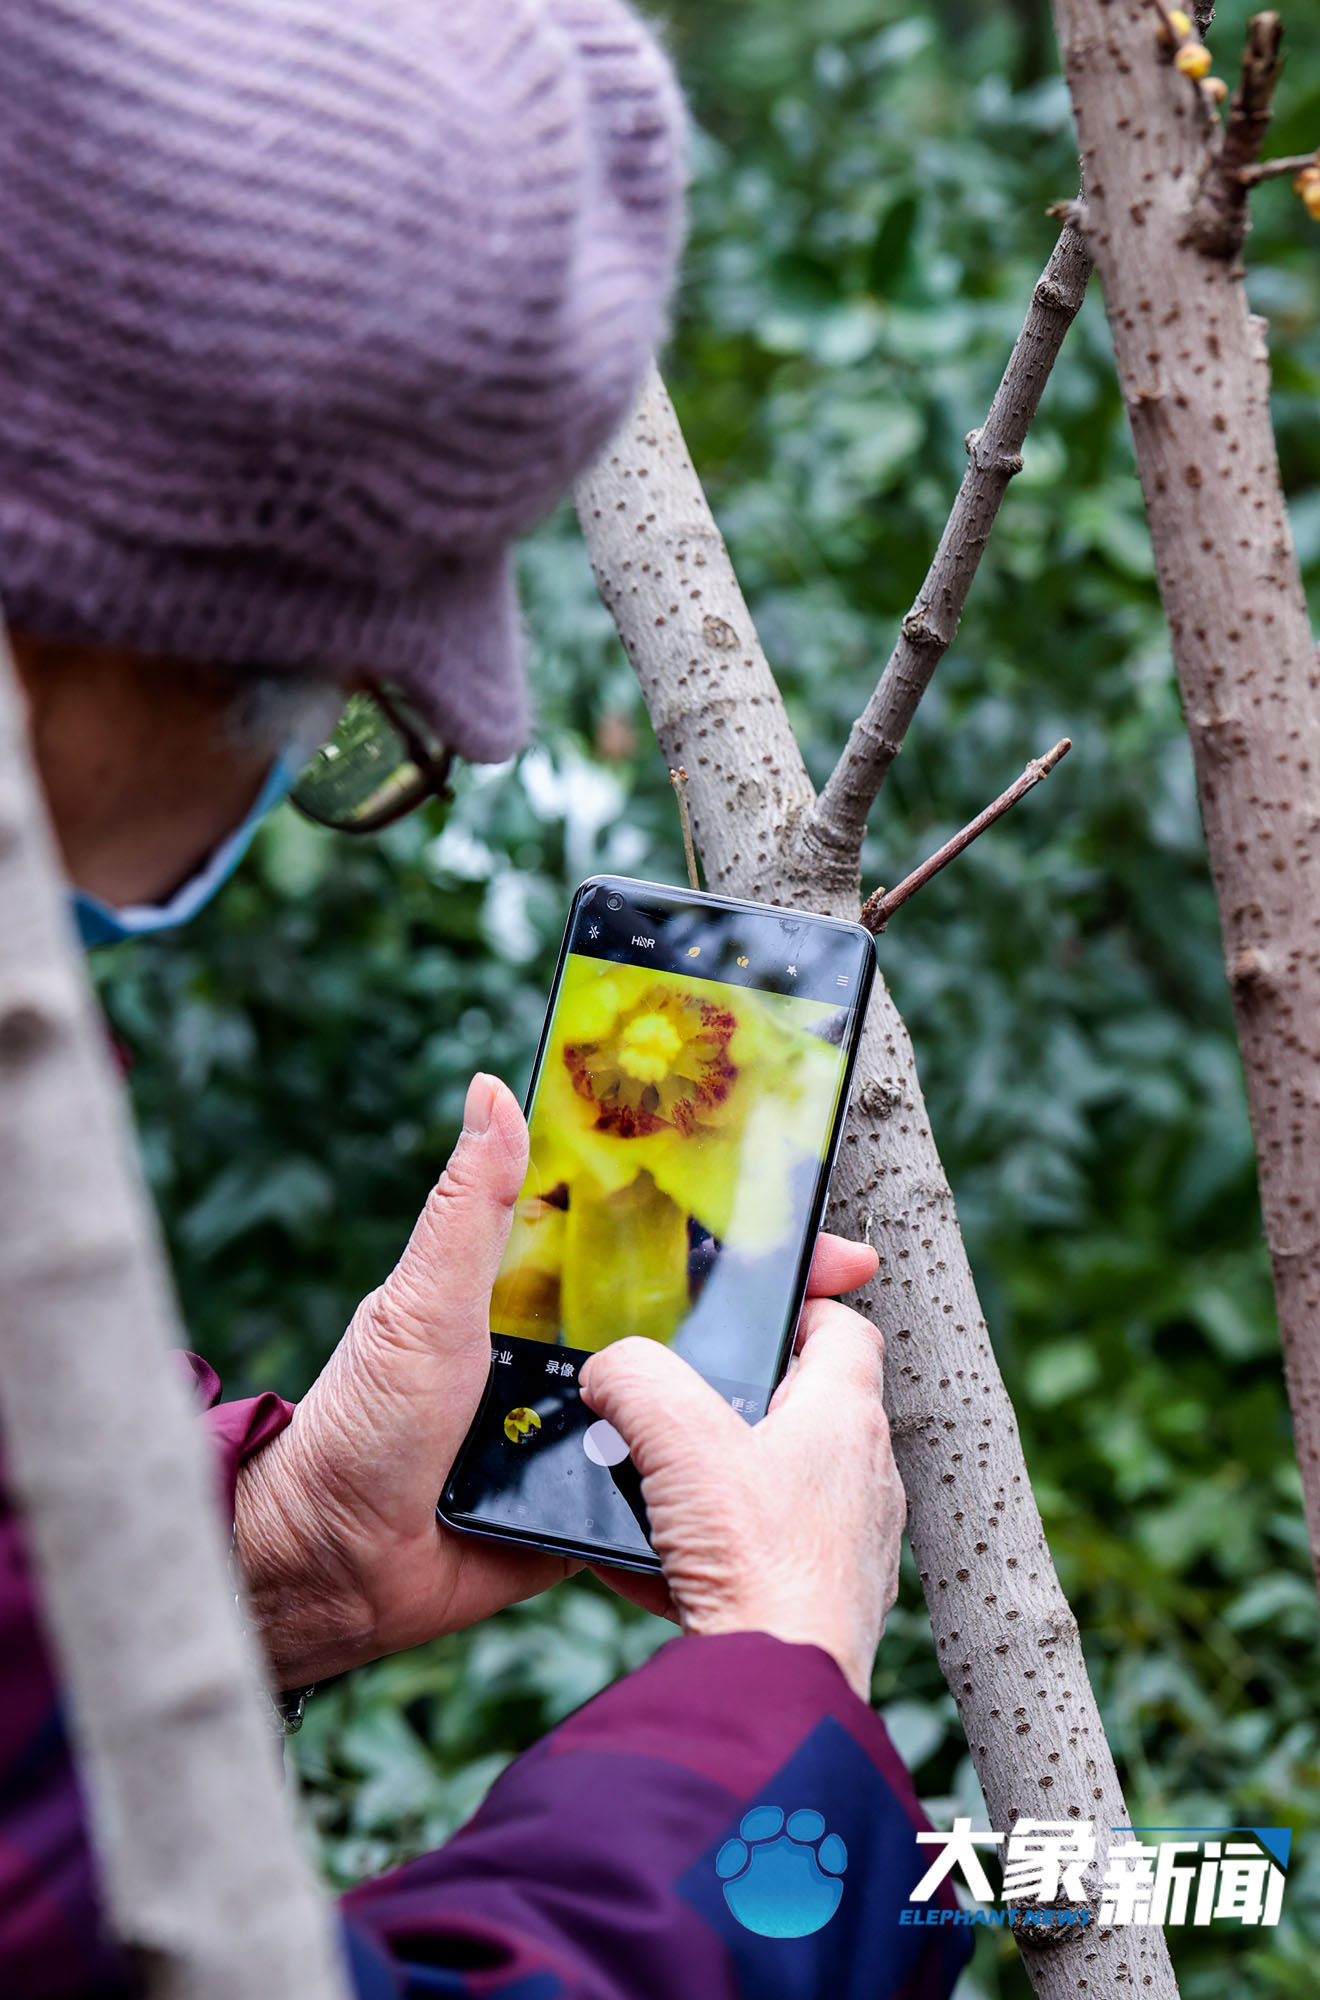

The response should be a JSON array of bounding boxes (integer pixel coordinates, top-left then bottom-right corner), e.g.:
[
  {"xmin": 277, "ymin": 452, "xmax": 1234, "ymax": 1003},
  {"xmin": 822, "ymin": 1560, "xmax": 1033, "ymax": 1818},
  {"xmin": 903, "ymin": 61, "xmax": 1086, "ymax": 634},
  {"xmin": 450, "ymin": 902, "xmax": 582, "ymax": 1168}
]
[
  {"xmin": 577, "ymin": 367, "xmax": 1182, "ymax": 1999},
  {"xmin": 0, "ymin": 625, "xmax": 347, "ymax": 2000},
  {"xmin": 1051, "ymin": 0, "xmax": 1320, "ymax": 1595}
]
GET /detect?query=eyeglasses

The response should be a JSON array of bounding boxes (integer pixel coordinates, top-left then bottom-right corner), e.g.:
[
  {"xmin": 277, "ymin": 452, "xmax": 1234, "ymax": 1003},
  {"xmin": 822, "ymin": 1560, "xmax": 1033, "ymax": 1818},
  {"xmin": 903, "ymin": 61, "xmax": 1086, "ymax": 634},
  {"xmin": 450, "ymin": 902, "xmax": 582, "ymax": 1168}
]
[{"xmin": 290, "ymin": 687, "xmax": 454, "ymax": 835}]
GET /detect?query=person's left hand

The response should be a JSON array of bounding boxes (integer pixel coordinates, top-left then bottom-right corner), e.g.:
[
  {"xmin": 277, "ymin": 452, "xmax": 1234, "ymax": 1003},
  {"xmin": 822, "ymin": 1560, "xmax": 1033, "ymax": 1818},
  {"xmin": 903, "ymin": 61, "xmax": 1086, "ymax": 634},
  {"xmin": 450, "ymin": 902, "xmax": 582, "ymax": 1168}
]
[
  {"xmin": 233, "ymin": 1073, "xmax": 566, "ymax": 1686},
  {"xmin": 233, "ymin": 1071, "xmax": 880, "ymax": 1687}
]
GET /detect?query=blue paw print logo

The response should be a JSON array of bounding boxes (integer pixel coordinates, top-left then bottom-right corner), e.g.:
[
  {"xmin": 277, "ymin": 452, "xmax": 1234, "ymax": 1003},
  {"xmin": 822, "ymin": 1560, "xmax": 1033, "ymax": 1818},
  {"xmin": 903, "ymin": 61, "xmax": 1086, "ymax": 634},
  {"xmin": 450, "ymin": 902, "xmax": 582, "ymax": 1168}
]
[{"xmin": 715, "ymin": 1806, "xmax": 848, "ymax": 1938}]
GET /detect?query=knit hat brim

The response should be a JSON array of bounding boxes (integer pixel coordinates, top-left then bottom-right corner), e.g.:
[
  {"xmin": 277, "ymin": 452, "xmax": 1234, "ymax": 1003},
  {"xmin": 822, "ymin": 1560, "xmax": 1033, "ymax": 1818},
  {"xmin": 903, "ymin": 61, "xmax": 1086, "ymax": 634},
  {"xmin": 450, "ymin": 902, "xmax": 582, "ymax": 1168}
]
[
  {"xmin": 0, "ymin": 488, "xmax": 531, "ymax": 765},
  {"xmin": 388, "ymin": 549, "xmax": 530, "ymax": 767}
]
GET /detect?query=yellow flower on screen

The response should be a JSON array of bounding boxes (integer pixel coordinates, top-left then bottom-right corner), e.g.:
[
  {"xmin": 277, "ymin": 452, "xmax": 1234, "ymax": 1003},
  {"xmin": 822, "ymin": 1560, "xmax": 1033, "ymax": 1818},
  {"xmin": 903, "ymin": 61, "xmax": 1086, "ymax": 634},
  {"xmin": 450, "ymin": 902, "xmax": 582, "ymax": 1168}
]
[
  {"xmin": 491, "ymin": 957, "xmax": 846, "ymax": 1352},
  {"xmin": 541, "ymin": 959, "xmax": 842, "ymax": 1232}
]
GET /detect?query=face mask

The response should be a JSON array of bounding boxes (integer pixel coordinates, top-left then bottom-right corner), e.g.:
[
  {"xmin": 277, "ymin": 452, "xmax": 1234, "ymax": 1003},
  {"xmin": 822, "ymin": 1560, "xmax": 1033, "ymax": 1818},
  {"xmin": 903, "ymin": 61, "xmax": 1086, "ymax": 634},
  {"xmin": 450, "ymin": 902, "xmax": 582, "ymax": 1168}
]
[{"xmin": 73, "ymin": 749, "xmax": 301, "ymax": 949}]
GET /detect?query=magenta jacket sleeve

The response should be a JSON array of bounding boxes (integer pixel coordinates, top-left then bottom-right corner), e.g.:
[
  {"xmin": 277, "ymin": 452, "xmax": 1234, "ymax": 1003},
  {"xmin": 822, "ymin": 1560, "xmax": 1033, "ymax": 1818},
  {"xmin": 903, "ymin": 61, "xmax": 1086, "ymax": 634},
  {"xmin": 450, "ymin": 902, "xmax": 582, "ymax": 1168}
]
[
  {"xmin": 343, "ymin": 1630, "xmax": 969, "ymax": 2000},
  {"xmin": 182, "ymin": 1354, "xmax": 295, "ymax": 1514}
]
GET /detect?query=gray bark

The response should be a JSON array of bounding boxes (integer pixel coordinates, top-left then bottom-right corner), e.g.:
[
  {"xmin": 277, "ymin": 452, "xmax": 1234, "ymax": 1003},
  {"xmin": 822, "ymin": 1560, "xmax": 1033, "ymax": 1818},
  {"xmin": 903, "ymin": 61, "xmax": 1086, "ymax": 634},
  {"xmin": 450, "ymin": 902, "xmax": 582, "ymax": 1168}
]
[
  {"xmin": 0, "ymin": 625, "xmax": 348, "ymax": 2000},
  {"xmin": 1051, "ymin": 0, "xmax": 1320, "ymax": 1596},
  {"xmin": 576, "ymin": 368, "xmax": 1181, "ymax": 1998}
]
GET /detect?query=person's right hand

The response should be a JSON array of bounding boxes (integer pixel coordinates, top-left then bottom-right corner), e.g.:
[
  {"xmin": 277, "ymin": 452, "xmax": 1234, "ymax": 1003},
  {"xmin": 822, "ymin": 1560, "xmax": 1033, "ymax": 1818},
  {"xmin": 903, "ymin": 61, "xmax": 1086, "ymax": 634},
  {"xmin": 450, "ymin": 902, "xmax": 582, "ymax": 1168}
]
[{"xmin": 579, "ymin": 1299, "xmax": 905, "ymax": 1700}]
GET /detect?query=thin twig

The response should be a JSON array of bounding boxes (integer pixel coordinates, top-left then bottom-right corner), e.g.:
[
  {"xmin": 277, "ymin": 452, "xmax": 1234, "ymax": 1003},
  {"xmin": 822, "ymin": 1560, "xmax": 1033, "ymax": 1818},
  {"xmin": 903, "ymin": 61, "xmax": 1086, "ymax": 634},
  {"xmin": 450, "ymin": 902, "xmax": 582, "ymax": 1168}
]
[
  {"xmin": 802, "ymin": 225, "xmax": 1091, "ymax": 874},
  {"xmin": 1190, "ymin": 12, "xmax": 1287, "ymax": 253},
  {"xmin": 860, "ymin": 739, "xmax": 1072, "ymax": 933},
  {"xmin": 1235, "ymin": 149, "xmax": 1320, "ymax": 186},
  {"xmin": 669, "ymin": 766, "xmax": 700, "ymax": 891},
  {"xmin": 1222, "ymin": 12, "xmax": 1285, "ymax": 180}
]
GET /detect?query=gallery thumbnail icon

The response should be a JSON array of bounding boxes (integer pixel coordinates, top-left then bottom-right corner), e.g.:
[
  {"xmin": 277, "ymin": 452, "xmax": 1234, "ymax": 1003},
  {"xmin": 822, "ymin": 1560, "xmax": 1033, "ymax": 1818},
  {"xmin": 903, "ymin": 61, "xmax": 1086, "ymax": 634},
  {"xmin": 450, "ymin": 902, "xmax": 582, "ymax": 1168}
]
[{"xmin": 503, "ymin": 1406, "xmax": 542, "ymax": 1444}]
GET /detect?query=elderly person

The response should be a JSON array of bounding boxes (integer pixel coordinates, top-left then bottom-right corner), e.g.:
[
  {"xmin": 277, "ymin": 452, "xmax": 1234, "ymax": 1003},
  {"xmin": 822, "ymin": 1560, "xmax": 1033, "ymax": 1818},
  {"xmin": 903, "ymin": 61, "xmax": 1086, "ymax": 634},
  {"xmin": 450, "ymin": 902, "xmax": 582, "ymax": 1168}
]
[{"xmin": 0, "ymin": 5, "xmax": 969, "ymax": 1997}]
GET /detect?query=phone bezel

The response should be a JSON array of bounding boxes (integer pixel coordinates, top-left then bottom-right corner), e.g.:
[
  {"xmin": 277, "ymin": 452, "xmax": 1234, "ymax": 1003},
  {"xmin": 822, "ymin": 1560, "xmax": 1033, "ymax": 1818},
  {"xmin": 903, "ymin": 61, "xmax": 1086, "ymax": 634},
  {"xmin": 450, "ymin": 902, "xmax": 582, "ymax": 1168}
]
[{"xmin": 437, "ymin": 874, "xmax": 878, "ymax": 1573}]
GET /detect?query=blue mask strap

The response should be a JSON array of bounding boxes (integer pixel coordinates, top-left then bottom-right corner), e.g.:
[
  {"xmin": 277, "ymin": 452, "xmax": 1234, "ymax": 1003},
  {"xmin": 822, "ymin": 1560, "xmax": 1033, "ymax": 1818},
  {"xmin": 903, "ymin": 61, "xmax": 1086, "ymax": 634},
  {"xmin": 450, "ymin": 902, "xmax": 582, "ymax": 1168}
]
[{"xmin": 74, "ymin": 748, "xmax": 301, "ymax": 949}]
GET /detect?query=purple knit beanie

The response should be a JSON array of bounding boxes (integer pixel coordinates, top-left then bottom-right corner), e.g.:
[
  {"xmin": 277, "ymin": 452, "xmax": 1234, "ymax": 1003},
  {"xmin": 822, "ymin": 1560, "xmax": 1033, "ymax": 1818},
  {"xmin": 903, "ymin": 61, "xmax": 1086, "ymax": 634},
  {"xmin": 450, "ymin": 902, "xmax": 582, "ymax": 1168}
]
[{"xmin": 0, "ymin": 1, "xmax": 685, "ymax": 761}]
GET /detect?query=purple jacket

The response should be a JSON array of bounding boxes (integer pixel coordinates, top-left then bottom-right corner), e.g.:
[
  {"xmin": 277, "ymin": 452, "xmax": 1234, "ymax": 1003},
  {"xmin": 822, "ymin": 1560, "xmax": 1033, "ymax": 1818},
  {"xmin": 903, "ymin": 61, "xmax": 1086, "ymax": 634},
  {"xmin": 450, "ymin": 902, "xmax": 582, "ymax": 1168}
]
[{"xmin": 0, "ymin": 1365, "xmax": 969, "ymax": 1999}]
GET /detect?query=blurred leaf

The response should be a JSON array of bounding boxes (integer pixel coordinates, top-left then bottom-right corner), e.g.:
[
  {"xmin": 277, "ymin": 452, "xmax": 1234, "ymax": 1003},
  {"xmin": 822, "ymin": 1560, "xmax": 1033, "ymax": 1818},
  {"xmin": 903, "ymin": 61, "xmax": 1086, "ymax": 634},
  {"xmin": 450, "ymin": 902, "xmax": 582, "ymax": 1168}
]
[{"xmin": 1024, "ymin": 1337, "xmax": 1101, "ymax": 1408}]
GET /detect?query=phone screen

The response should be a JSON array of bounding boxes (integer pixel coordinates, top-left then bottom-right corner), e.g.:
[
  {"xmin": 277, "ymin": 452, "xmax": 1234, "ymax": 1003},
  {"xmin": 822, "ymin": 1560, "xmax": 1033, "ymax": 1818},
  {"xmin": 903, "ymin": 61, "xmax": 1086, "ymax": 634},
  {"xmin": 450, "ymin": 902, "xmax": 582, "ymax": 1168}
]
[{"xmin": 440, "ymin": 876, "xmax": 875, "ymax": 1568}]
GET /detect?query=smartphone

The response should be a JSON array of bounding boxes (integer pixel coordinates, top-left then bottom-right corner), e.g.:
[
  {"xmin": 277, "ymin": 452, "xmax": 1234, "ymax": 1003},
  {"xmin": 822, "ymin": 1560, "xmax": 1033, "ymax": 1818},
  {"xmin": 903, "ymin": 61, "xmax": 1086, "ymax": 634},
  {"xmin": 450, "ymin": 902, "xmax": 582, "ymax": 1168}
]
[{"xmin": 439, "ymin": 875, "xmax": 877, "ymax": 1572}]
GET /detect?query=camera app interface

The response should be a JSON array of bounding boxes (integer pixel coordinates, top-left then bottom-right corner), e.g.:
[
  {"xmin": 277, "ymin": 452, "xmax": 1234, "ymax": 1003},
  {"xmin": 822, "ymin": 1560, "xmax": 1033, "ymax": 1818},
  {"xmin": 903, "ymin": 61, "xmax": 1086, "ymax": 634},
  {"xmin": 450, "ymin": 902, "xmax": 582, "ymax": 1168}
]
[{"xmin": 443, "ymin": 884, "xmax": 869, "ymax": 1562}]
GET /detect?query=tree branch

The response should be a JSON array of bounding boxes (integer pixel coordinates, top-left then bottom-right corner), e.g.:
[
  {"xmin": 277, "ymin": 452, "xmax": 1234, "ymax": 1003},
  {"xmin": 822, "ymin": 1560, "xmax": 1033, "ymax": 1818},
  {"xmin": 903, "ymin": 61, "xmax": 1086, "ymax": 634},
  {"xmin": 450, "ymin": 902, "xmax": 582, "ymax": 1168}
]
[
  {"xmin": 801, "ymin": 222, "xmax": 1092, "ymax": 876},
  {"xmin": 1053, "ymin": 0, "xmax": 1320, "ymax": 1597},
  {"xmin": 1189, "ymin": 11, "xmax": 1287, "ymax": 255},
  {"xmin": 669, "ymin": 766, "xmax": 701, "ymax": 890},
  {"xmin": 578, "ymin": 380, "xmax": 1180, "ymax": 1998},
  {"xmin": 861, "ymin": 739, "xmax": 1072, "ymax": 933},
  {"xmin": 1221, "ymin": 10, "xmax": 1286, "ymax": 177},
  {"xmin": 0, "ymin": 622, "xmax": 348, "ymax": 2000},
  {"xmin": 575, "ymin": 366, "xmax": 821, "ymax": 901},
  {"xmin": 1235, "ymin": 147, "xmax": 1320, "ymax": 185}
]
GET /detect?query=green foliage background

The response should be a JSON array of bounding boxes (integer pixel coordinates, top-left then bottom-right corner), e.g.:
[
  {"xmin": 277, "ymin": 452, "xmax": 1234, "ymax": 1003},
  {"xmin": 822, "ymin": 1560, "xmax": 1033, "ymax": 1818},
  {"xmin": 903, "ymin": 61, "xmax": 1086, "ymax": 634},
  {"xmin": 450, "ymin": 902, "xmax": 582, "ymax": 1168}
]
[{"xmin": 95, "ymin": 1, "xmax": 1320, "ymax": 1991}]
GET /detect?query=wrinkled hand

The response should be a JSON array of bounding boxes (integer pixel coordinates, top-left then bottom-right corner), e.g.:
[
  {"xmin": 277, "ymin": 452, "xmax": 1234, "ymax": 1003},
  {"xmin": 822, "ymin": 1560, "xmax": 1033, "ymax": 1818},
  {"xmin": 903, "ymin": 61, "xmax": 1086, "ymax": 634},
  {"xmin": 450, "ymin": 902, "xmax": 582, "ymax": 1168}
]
[
  {"xmin": 234, "ymin": 1069, "xmax": 891, "ymax": 1691},
  {"xmin": 581, "ymin": 1290, "xmax": 904, "ymax": 1700},
  {"xmin": 234, "ymin": 1074, "xmax": 570, "ymax": 1686}
]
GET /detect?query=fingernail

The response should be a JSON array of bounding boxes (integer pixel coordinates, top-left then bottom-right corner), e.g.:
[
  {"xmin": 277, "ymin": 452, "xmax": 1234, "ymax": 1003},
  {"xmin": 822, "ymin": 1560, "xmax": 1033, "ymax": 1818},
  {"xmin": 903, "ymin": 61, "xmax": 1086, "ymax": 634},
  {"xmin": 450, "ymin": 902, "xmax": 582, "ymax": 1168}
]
[{"xmin": 463, "ymin": 1072, "xmax": 496, "ymax": 1136}]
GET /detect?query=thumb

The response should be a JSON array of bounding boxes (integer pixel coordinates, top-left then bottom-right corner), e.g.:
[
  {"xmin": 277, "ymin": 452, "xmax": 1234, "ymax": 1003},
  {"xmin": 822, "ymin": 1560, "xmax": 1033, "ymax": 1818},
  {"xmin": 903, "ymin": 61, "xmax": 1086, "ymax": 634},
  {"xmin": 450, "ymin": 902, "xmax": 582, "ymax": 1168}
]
[
  {"xmin": 365, "ymin": 1073, "xmax": 528, "ymax": 1358},
  {"xmin": 580, "ymin": 1337, "xmax": 746, "ymax": 1481},
  {"xmin": 765, "ymin": 1299, "xmax": 891, "ymax": 1454}
]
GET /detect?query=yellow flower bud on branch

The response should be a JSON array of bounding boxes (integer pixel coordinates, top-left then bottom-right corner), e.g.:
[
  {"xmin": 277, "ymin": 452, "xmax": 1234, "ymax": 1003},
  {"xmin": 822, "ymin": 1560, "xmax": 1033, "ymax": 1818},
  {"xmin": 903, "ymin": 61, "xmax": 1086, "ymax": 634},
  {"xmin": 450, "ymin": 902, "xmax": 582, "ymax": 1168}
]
[
  {"xmin": 1154, "ymin": 3, "xmax": 1193, "ymax": 52},
  {"xmin": 1295, "ymin": 165, "xmax": 1320, "ymax": 222}
]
